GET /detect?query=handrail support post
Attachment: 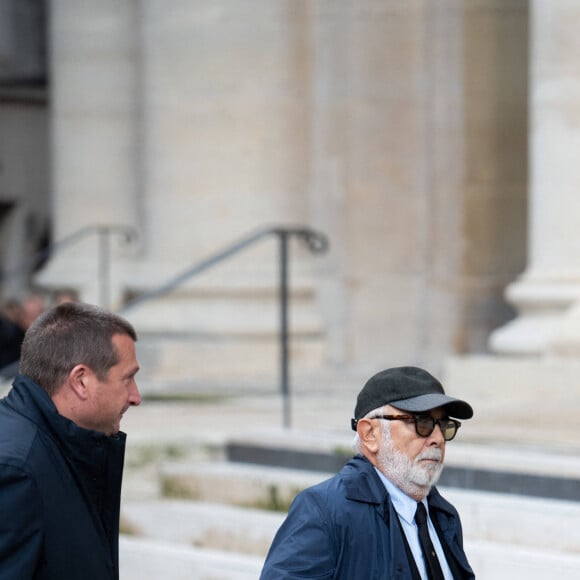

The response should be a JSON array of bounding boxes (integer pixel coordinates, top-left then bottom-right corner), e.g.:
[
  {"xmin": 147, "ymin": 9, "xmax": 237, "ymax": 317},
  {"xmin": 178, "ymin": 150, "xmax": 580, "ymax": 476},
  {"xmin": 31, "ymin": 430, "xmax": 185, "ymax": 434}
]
[
  {"xmin": 278, "ymin": 231, "xmax": 291, "ymax": 429},
  {"xmin": 98, "ymin": 226, "xmax": 111, "ymax": 310}
]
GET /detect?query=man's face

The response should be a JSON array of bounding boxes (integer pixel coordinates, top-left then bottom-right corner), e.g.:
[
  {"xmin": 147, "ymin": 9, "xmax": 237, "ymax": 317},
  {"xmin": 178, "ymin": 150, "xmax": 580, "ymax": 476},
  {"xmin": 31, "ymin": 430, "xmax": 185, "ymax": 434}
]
[
  {"xmin": 85, "ymin": 333, "xmax": 141, "ymax": 435},
  {"xmin": 376, "ymin": 405, "xmax": 446, "ymax": 500}
]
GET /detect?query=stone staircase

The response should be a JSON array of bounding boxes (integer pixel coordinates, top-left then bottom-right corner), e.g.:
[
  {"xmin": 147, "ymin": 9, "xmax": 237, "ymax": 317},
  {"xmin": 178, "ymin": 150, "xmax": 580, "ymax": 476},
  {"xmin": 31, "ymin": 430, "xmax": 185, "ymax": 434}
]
[
  {"xmin": 123, "ymin": 280, "xmax": 327, "ymax": 397},
  {"xmin": 4, "ymin": 373, "xmax": 580, "ymax": 579},
  {"xmin": 119, "ymin": 420, "xmax": 580, "ymax": 580},
  {"xmin": 120, "ymin": 535, "xmax": 263, "ymax": 580}
]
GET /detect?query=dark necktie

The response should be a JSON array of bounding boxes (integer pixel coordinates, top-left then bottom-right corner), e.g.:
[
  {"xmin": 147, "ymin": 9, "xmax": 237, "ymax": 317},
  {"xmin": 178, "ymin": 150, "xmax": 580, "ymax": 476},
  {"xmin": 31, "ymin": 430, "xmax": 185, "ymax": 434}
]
[{"xmin": 415, "ymin": 502, "xmax": 445, "ymax": 580}]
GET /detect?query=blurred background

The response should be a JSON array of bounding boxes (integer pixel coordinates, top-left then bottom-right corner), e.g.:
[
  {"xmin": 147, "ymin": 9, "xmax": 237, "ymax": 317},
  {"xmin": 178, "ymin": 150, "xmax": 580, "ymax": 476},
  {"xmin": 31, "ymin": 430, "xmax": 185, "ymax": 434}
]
[
  {"xmin": 0, "ymin": 0, "xmax": 535, "ymax": 387},
  {"xmin": 2, "ymin": 1, "xmax": 580, "ymax": 578}
]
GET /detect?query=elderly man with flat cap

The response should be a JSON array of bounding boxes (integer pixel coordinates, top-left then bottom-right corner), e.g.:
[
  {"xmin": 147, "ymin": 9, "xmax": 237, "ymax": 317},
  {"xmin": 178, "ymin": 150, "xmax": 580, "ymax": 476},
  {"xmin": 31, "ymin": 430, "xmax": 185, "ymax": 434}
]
[{"xmin": 260, "ymin": 366, "xmax": 475, "ymax": 579}]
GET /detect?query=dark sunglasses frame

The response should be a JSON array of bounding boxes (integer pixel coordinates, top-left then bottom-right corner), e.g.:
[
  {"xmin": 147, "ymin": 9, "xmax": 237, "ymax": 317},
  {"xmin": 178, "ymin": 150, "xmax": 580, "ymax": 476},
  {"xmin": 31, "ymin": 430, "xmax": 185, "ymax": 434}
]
[{"xmin": 370, "ymin": 414, "xmax": 461, "ymax": 441}]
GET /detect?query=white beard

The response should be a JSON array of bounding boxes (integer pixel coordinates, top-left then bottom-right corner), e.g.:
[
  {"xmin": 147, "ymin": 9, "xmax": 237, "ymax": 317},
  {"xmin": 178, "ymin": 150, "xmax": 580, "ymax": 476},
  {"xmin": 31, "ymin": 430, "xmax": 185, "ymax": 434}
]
[{"xmin": 377, "ymin": 437, "xmax": 444, "ymax": 499}]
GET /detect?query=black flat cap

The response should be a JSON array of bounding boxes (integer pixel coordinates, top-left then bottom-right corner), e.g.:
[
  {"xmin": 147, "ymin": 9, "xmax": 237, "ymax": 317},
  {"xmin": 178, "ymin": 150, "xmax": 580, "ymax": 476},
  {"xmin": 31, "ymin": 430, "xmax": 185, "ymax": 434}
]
[{"xmin": 351, "ymin": 366, "xmax": 473, "ymax": 430}]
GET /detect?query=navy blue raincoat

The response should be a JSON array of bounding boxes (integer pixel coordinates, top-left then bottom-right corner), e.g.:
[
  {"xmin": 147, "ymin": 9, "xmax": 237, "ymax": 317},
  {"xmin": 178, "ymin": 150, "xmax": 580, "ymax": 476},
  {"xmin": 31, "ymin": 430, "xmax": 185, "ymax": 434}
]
[{"xmin": 260, "ymin": 454, "xmax": 475, "ymax": 579}]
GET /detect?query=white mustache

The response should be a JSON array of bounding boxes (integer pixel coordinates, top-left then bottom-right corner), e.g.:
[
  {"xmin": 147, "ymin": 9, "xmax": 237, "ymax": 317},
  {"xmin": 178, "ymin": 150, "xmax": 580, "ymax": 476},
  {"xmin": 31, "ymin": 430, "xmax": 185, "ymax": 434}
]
[{"xmin": 415, "ymin": 449, "xmax": 442, "ymax": 463}]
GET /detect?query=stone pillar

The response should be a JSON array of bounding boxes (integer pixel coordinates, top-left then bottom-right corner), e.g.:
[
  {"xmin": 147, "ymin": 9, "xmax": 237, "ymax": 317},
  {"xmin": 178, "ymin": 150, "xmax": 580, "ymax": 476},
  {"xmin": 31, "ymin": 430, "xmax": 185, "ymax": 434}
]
[
  {"xmin": 36, "ymin": 0, "xmax": 140, "ymax": 308},
  {"xmin": 489, "ymin": 0, "xmax": 580, "ymax": 355}
]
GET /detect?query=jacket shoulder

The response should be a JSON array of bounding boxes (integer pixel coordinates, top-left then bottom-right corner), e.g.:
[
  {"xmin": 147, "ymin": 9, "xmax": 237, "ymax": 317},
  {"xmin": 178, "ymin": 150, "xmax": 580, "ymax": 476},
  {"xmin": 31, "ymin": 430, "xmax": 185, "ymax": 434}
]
[{"xmin": 0, "ymin": 403, "xmax": 38, "ymax": 466}]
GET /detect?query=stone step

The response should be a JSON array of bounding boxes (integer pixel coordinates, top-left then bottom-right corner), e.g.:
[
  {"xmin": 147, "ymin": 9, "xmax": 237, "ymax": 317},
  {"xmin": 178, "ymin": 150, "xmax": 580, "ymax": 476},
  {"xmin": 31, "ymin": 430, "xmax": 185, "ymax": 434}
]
[
  {"xmin": 119, "ymin": 535, "xmax": 263, "ymax": 580},
  {"xmin": 121, "ymin": 499, "xmax": 283, "ymax": 556},
  {"xmin": 122, "ymin": 487, "xmax": 580, "ymax": 557},
  {"xmin": 466, "ymin": 538, "xmax": 580, "ymax": 580},
  {"xmin": 118, "ymin": 490, "xmax": 580, "ymax": 580},
  {"xmin": 225, "ymin": 431, "xmax": 580, "ymax": 502},
  {"xmin": 126, "ymin": 286, "xmax": 323, "ymax": 335},
  {"xmin": 160, "ymin": 460, "xmax": 328, "ymax": 511},
  {"xmin": 135, "ymin": 333, "xmax": 326, "ymax": 394},
  {"xmin": 158, "ymin": 459, "xmax": 580, "ymax": 553},
  {"xmin": 121, "ymin": 275, "xmax": 329, "ymax": 393},
  {"xmin": 445, "ymin": 487, "xmax": 580, "ymax": 554},
  {"xmin": 118, "ymin": 531, "xmax": 580, "ymax": 580}
]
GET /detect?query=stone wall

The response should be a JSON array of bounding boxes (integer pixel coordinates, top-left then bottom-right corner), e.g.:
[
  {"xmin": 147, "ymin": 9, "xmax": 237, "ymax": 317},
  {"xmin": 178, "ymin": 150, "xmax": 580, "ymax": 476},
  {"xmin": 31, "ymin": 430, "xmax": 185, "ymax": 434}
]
[{"xmin": 33, "ymin": 0, "xmax": 529, "ymax": 382}]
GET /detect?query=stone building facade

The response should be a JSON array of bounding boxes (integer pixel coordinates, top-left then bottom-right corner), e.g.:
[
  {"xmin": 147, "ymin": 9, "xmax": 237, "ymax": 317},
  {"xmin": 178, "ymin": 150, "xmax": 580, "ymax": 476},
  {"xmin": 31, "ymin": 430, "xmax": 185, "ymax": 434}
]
[{"xmin": 5, "ymin": 1, "xmax": 577, "ymax": 395}]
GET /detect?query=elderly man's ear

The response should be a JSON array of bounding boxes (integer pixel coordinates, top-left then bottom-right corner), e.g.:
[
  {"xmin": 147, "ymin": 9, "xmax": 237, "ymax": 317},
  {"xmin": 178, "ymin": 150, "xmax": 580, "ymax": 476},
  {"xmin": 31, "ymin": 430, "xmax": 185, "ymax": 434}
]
[{"xmin": 357, "ymin": 418, "xmax": 381, "ymax": 456}]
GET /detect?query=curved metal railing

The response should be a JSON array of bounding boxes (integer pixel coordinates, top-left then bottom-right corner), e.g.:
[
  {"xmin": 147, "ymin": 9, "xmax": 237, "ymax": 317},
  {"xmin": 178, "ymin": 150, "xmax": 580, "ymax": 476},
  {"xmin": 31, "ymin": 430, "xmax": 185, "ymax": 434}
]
[
  {"xmin": 0, "ymin": 223, "xmax": 137, "ymax": 308},
  {"xmin": 120, "ymin": 225, "xmax": 329, "ymax": 428},
  {"xmin": 1, "ymin": 224, "xmax": 329, "ymax": 428}
]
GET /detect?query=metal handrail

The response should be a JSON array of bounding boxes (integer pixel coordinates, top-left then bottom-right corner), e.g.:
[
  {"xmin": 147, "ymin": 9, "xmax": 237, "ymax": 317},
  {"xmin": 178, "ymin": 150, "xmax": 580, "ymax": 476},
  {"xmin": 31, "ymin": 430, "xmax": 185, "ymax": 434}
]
[
  {"xmin": 120, "ymin": 225, "xmax": 329, "ymax": 428},
  {"xmin": 0, "ymin": 223, "xmax": 137, "ymax": 308},
  {"xmin": 1, "ymin": 224, "xmax": 328, "ymax": 427}
]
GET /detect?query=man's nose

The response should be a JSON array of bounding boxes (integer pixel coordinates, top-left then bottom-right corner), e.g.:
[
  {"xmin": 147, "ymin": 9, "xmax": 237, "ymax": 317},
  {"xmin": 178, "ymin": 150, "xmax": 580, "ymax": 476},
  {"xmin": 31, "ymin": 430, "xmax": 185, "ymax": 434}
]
[
  {"xmin": 129, "ymin": 382, "xmax": 142, "ymax": 406},
  {"xmin": 428, "ymin": 422, "xmax": 445, "ymax": 446}
]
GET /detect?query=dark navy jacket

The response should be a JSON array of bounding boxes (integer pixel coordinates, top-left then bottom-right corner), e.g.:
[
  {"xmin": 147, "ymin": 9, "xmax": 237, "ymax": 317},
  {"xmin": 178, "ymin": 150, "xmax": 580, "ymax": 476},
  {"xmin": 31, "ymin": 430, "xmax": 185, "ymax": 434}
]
[
  {"xmin": 260, "ymin": 455, "xmax": 475, "ymax": 579},
  {"xmin": 0, "ymin": 374, "xmax": 126, "ymax": 579}
]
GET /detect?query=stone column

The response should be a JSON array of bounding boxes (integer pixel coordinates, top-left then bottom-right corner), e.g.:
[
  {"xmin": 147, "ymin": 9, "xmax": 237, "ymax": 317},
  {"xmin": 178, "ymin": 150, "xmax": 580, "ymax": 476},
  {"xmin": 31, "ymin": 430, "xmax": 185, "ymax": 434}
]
[
  {"xmin": 489, "ymin": 0, "xmax": 580, "ymax": 355},
  {"xmin": 36, "ymin": 0, "xmax": 140, "ymax": 308}
]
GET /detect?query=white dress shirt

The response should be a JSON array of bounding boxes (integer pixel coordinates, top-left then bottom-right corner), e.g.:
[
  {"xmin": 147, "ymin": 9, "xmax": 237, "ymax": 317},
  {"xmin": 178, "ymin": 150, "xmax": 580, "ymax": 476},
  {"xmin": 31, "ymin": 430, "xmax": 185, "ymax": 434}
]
[{"xmin": 375, "ymin": 467, "xmax": 454, "ymax": 580}]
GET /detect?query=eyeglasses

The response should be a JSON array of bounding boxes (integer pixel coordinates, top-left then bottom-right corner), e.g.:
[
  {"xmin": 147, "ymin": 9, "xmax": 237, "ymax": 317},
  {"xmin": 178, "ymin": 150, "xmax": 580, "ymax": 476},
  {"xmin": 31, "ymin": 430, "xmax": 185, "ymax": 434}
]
[{"xmin": 372, "ymin": 414, "xmax": 461, "ymax": 441}]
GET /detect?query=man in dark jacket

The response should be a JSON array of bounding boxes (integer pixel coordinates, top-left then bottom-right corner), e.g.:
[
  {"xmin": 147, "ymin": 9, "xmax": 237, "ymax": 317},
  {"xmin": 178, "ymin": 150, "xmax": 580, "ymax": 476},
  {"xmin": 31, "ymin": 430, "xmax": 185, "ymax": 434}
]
[
  {"xmin": 260, "ymin": 366, "xmax": 475, "ymax": 579},
  {"xmin": 0, "ymin": 301, "xmax": 141, "ymax": 579}
]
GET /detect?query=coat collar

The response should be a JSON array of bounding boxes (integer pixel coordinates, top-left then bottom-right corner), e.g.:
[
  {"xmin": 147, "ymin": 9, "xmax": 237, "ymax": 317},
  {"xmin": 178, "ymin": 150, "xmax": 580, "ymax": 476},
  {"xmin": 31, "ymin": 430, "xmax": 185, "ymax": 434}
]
[
  {"xmin": 4, "ymin": 374, "xmax": 126, "ymax": 460},
  {"xmin": 342, "ymin": 454, "xmax": 388, "ymax": 505}
]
